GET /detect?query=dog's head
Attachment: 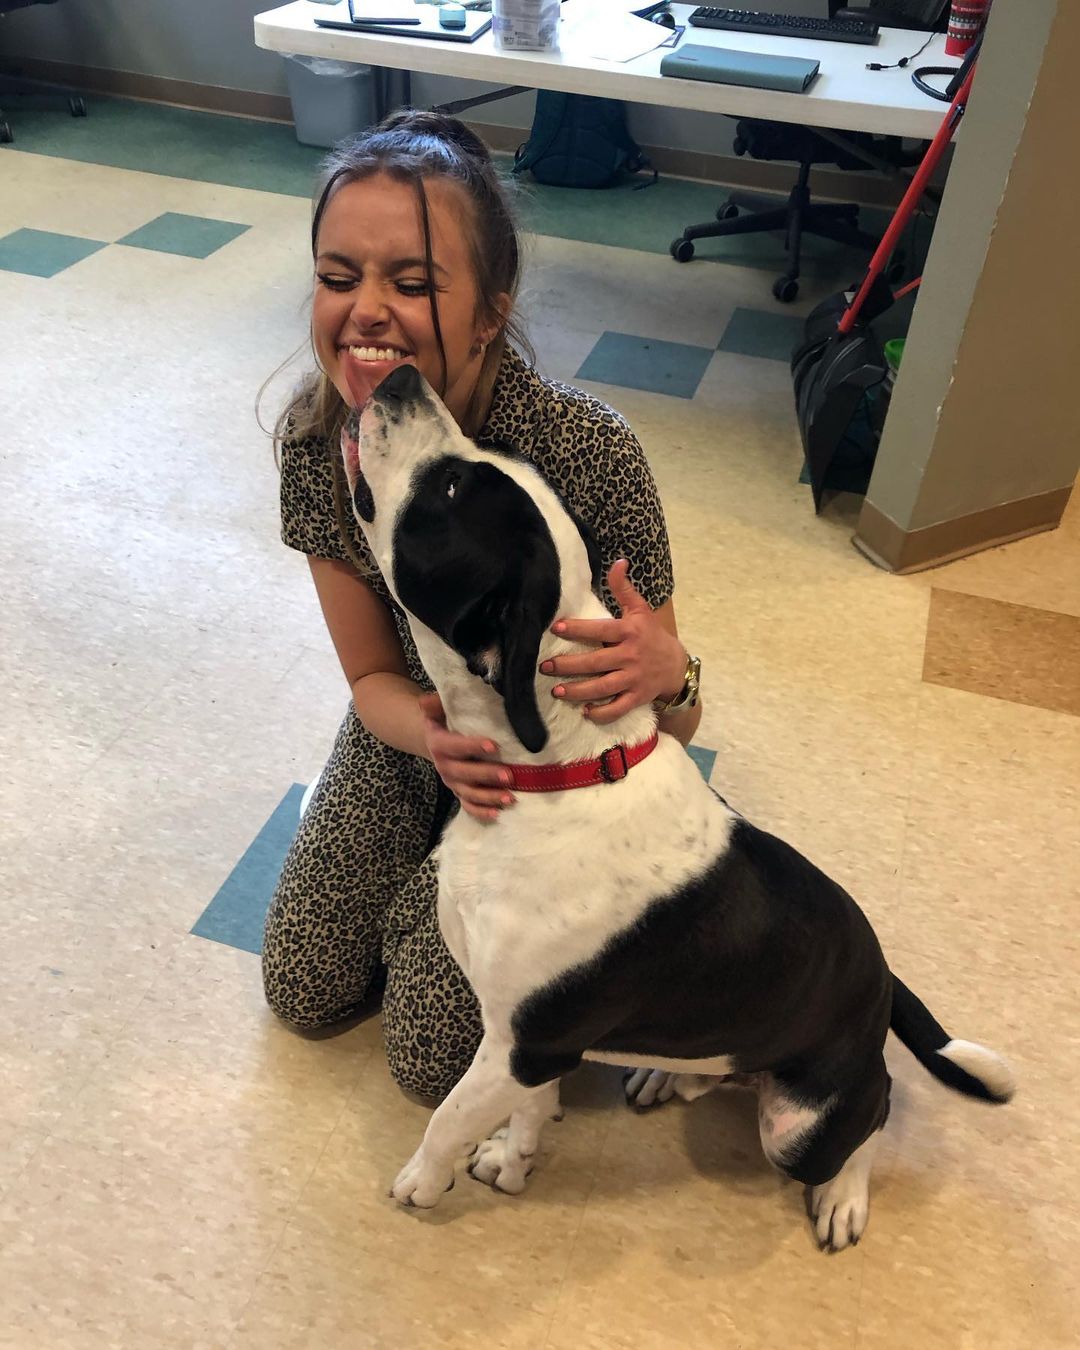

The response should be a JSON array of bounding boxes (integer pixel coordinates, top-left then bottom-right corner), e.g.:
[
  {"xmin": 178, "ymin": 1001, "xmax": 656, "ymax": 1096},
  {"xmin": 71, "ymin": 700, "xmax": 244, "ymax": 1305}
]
[{"xmin": 342, "ymin": 365, "xmax": 600, "ymax": 755}]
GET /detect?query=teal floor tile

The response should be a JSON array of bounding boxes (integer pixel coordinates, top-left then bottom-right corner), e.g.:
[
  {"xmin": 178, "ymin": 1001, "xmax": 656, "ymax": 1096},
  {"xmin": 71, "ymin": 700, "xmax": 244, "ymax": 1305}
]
[
  {"xmin": 117, "ymin": 211, "xmax": 249, "ymax": 258},
  {"xmin": 719, "ymin": 306, "xmax": 806, "ymax": 362},
  {"xmin": 0, "ymin": 227, "xmax": 106, "ymax": 277},
  {"xmin": 0, "ymin": 96, "xmax": 322, "ymax": 197},
  {"xmin": 191, "ymin": 784, "xmax": 304, "ymax": 955},
  {"xmin": 577, "ymin": 331, "xmax": 713, "ymax": 399},
  {"xmin": 687, "ymin": 743, "xmax": 717, "ymax": 782}
]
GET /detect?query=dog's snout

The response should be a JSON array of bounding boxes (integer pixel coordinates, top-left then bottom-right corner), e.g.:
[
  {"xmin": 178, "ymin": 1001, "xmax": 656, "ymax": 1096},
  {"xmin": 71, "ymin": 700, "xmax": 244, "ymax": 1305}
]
[{"xmin": 374, "ymin": 363, "xmax": 423, "ymax": 405}]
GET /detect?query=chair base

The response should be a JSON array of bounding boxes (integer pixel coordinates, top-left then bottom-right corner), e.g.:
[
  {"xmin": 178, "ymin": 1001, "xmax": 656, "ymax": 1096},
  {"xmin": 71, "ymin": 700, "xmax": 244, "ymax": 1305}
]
[
  {"xmin": 0, "ymin": 73, "xmax": 87, "ymax": 144},
  {"xmin": 669, "ymin": 174, "xmax": 882, "ymax": 303}
]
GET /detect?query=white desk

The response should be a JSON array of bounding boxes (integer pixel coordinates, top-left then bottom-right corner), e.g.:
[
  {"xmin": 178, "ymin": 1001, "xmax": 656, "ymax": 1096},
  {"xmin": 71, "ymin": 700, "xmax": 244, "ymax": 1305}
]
[{"xmin": 254, "ymin": 1, "xmax": 947, "ymax": 140}]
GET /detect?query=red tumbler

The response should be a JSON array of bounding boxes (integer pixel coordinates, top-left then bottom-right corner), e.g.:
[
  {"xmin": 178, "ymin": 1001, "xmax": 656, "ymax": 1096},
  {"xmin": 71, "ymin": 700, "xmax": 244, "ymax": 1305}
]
[{"xmin": 946, "ymin": 0, "xmax": 990, "ymax": 56}]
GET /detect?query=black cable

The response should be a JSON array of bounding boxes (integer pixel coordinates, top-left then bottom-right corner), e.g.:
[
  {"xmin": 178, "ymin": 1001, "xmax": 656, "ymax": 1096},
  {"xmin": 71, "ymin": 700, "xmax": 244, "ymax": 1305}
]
[
  {"xmin": 866, "ymin": 31, "xmax": 937, "ymax": 72},
  {"xmin": 911, "ymin": 65, "xmax": 961, "ymax": 101}
]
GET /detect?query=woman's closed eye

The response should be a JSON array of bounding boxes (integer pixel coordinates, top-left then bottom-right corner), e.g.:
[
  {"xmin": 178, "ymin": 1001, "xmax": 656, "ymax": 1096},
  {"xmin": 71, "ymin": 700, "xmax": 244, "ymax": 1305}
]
[
  {"xmin": 316, "ymin": 272, "xmax": 358, "ymax": 292},
  {"xmin": 315, "ymin": 272, "xmax": 436, "ymax": 298}
]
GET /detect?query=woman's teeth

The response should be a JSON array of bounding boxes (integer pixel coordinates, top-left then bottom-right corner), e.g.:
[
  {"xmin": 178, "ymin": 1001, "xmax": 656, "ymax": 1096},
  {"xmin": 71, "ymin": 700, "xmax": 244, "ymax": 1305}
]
[{"xmin": 348, "ymin": 345, "xmax": 409, "ymax": 362}]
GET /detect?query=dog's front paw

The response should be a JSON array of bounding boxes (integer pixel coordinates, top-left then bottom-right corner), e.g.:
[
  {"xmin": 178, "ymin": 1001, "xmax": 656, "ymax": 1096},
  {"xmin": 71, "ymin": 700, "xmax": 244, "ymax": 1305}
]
[
  {"xmin": 467, "ymin": 1127, "xmax": 534, "ymax": 1195},
  {"xmin": 390, "ymin": 1148, "xmax": 456, "ymax": 1209}
]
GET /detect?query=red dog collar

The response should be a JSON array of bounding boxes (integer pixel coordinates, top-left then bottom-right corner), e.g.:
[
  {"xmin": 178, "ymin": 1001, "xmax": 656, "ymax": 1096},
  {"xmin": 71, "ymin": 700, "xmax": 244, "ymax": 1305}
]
[{"xmin": 505, "ymin": 732, "xmax": 659, "ymax": 793}]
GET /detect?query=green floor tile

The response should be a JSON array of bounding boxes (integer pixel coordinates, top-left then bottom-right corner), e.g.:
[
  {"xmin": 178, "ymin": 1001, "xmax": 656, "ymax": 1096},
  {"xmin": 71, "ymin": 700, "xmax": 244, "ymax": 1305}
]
[
  {"xmin": 0, "ymin": 227, "xmax": 107, "ymax": 277},
  {"xmin": 719, "ymin": 306, "xmax": 807, "ymax": 361},
  {"xmin": 117, "ymin": 211, "xmax": 249, "ymax": 258},
  {"xmin": 577, "ymin": 331, "xmax": 714, "ymax": 399}
]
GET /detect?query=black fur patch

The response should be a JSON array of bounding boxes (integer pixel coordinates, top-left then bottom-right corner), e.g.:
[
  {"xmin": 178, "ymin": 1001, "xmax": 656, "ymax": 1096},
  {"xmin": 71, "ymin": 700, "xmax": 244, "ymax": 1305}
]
[
  {"xmin": 352, "ymin": 471, "xmax": 375, "ymax": 523},
  {"xmin": 392, "ymin": 455, "xmax": 561, "ymax": 753},
  {"xmin": 509, "ymin": 818, "xmax": 893, "ymax": 1091}
]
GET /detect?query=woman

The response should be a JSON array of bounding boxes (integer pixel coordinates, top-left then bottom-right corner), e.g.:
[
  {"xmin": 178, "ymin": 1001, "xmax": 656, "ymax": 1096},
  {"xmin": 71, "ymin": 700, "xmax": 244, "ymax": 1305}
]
[{"xmin": 263, "ymin": 109, "xmax": 702, "ymax": 1098}]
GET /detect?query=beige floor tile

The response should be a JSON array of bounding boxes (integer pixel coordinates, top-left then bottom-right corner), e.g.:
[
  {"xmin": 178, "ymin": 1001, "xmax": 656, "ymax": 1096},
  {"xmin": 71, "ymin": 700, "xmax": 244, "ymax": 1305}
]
[
  {"xmin": 0, "ymin": 1137, "xmax": 290, "ymax": 1350},
  {"xmin": 231, "ymin": 1221, "xmax": 552, "ymax": 1350},
  {"xmin": 0, "ymin": 885, "xmax": 179, "ymax": 1041},
  {"xmin": 545, "ymin": 1113, "xmax": 865, "ymax": 1350},
  {"xmin": 523, "ymin": 232, "xmax": 738, "ymax": 350},
  {"xmin": 0, "ymin": 1010, "xmax": 114, "ymax": 1133},
  {"xmin": 286, "ymin": 1058, "xmax": 619, "ymax": 1321},
  {"xmin": 0, "ymin": 1120, "xmax": 45, "ymax": 1202},
  {"xmin": 853, "ymin": 1169, "xmax": 1078, "ymax": 1348},
  {"xmin": 49, "ymin": 938, "xmax": 376, "ymax": 1209}
]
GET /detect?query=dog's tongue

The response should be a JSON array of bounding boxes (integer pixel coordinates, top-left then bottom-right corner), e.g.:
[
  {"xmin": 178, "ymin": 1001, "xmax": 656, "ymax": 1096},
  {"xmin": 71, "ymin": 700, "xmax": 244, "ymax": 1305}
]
[{"xmin": 344, "ymin": 360, "xmax": 380, "ymax": 412}]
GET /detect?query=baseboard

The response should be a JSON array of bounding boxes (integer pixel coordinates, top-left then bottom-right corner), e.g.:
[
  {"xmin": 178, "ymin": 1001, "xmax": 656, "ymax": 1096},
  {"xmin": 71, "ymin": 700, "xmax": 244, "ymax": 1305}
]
[
  {"xmin": 853, "ymin": 485, "xmax": 1074, "ymax": 573},
  {"xmin": 0, "ymin": 56, "xmax": 906, "ymax": 206},
  {"xmin": 0, "ymin": 57, "xmax": 293, "ymax": 122}
]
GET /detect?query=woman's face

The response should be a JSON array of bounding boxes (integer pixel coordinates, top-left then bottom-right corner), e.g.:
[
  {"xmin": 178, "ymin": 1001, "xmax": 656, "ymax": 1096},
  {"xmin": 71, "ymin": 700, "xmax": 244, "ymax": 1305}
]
[{"xmin": 312, "ymin": 172, "xmax": 500, "ymax": 427}]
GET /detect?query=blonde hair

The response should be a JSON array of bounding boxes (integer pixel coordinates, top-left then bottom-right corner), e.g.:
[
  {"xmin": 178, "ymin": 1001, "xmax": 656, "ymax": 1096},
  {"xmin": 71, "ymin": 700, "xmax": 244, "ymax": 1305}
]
[{"xmin": 272, "ymin": 110, "xmax": 531, "ymax": 565}]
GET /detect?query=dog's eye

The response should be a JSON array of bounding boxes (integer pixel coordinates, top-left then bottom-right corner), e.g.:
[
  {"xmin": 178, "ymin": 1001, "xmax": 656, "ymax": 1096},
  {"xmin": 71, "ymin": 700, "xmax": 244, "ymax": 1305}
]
[{"xmin": 444, "ymin": 470, "xmax": 461, "ymax": 501}]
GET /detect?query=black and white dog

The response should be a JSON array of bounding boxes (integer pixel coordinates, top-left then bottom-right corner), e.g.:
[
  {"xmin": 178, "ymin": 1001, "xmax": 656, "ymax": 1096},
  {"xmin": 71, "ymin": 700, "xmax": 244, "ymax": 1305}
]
[{"xmin": 343, "ymin": 364, "xmax": 1015, "ymax": 1252}]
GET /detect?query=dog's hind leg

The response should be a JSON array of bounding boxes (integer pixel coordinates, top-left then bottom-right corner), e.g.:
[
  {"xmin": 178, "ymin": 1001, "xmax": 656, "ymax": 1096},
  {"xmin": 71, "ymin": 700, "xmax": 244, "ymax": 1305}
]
[
  {"xmin": 759, "ymin": 1056, "xmax": 890, "ymax": 1253},
  {"xmin": 468, "ymin": 1080, "xmax": 562, "ymax": 1194},
  {"xmin": 391, "ymin": 1034, "xmax": 550, "ymax": 1210}
]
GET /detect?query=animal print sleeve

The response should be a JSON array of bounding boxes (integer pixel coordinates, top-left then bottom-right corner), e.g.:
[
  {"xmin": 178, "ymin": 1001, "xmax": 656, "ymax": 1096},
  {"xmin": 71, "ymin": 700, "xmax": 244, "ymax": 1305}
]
[
  {"xmin": 587, "ymin": 417, "xmax": 675, "ymax": 616},
  {"xmin": 279, "ymin": 429, "xmax": 350, "ymax": 561}
]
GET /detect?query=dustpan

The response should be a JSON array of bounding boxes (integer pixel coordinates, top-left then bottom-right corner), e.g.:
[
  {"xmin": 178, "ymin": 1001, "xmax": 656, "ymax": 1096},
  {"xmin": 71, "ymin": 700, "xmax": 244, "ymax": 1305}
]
[{"xmin": 791, "ymin": 54, "xmax": 979, "ymax": 510}]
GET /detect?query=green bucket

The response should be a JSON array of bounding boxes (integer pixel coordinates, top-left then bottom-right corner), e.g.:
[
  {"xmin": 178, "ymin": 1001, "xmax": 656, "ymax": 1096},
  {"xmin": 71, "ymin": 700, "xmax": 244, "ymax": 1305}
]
[{"xmin": 884, "ymin": 337, "xmax": 906, "ymax": 374}]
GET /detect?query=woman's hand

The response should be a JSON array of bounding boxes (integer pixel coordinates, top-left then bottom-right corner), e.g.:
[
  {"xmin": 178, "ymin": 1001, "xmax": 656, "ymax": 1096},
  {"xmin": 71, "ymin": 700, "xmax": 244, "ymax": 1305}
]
[
  {"xmin": 418, "ymin": 692, "xmax": 514, "ymax": 823},
  {"xmin": 539, "ymin": 560, "xmax": 687, "ymax": 726}
]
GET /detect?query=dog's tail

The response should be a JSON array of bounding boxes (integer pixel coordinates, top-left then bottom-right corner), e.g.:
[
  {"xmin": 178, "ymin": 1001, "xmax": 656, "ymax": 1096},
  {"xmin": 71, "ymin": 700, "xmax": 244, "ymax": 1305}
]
[{"xmin": 889, "ymin": 975, "xmax": 1016, "ymax": 1104}]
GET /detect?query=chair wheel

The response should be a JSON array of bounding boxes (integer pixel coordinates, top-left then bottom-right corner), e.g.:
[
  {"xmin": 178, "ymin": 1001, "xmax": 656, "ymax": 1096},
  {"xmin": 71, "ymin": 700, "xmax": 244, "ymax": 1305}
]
[
  {"xmin": 670, "ymin": 238, "xmax": 695, "ymax": 263},
  {"xmin": 772, "ymin": 275, "xmax": 799, "ymax": 303},
  {"xmin": 716, "ymin": 202, "xmax": 739, "ymax": 221},
  {"xmin": 69, "ymin": 97, "xmax": 87, "ymax": 117},
  {"xmin": 0, "ymin": 120, "xmax": 12, "ymax": 144}
]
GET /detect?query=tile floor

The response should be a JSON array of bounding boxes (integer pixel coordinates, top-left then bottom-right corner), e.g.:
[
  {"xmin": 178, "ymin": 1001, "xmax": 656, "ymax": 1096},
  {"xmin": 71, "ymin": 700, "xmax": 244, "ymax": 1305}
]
[{"xmin": 1, "ymin": 97, "xmax": 1078, "ymax": 1349}]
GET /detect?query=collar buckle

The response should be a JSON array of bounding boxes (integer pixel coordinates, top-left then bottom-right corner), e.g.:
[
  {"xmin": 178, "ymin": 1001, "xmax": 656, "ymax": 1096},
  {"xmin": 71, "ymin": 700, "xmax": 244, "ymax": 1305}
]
[{"xmin": 599, "ymin": 744, "xmax": 630, "ymax": 783}]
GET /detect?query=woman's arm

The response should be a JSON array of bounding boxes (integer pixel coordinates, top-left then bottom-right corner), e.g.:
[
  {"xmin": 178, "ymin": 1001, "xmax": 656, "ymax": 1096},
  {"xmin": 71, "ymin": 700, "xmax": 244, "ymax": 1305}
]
[
  {"xmin": 308, "ymin": 557, "xmax": 514, "ymax": 820},
  {"xmin": 652, "ymin": 597, "xmax": 703, "ymax": 750}
]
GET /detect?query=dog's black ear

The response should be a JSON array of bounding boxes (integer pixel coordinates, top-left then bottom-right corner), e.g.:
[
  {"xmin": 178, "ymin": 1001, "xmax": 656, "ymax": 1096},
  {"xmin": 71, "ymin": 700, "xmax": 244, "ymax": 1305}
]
[
  {"xmin": 451, "ymin": 550, "xmax": 559, "ymax": 754},
  {"xmin": 498, "ymin": 583, "xmax": 551, "ymax": 754}
]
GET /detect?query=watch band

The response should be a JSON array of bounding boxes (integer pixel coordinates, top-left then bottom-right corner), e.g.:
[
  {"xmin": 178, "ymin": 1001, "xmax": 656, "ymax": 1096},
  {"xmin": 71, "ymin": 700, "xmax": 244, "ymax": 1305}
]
[{"xmin": 654, "ymin": 653, "xmax": 701, "ymax": 715}]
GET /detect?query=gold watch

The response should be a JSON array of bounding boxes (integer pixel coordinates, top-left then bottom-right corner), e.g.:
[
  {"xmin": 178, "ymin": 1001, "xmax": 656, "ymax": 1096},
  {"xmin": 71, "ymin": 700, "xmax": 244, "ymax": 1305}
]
[{"xmin": 654, "ymin": 653, "xmax": 701, "ymax": 715}]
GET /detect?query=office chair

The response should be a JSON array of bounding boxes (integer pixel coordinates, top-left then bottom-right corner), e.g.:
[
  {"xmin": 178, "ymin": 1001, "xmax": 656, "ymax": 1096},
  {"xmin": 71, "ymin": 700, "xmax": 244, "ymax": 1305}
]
[
  {"xmin": 0, "ymin": 0, "xmax": 87, "ymax": 145},
  {"xmin": 668, "ymin": 1, "xmax": 949, "ymax": 301}
]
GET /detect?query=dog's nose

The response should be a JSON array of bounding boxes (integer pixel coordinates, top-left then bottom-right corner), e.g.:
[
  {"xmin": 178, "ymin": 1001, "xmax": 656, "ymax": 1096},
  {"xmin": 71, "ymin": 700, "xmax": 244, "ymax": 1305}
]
[{"xmin": 373, "ymin": 363, "xmax": 423, "ymax": 406}]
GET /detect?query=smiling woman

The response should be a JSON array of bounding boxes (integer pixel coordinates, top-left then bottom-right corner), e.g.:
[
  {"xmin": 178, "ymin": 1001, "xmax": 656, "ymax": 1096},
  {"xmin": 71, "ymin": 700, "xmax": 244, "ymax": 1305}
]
[{"xmin": 262, "ymin": 109, "xmax": 703, "ymax": 1100}]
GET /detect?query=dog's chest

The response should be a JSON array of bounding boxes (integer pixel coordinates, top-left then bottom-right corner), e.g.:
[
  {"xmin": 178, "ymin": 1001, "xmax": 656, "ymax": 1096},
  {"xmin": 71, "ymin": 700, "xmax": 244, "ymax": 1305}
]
[{"xmin": 438, "ymin": 744, "xmax": 733, "ymax": 1016}]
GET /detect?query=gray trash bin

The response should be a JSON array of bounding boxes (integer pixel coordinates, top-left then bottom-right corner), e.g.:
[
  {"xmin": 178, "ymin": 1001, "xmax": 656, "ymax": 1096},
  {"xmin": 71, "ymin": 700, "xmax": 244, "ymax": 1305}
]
[{"xmin": 283, "ymin": 54, "xmax": 377, "ymax": 149}]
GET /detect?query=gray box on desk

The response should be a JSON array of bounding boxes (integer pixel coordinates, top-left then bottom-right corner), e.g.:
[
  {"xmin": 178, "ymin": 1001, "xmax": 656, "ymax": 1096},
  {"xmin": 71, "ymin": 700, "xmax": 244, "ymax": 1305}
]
[{"xmin": 283, "ymin": 54, "xmax": 377, "ymax": 149}]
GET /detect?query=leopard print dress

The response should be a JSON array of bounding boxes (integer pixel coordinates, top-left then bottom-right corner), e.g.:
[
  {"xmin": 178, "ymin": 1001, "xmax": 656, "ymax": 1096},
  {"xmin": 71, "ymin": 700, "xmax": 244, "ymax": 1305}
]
[{"xmin": 262, "ymin": 348, "xmax": 674, "ymax": 1098}]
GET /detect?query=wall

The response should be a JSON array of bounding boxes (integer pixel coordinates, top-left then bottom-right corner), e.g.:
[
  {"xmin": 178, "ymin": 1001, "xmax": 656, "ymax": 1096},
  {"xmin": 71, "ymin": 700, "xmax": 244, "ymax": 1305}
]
[
  {"xmin": 0, "ymin": 0, "xmax": 289, "ymax": 95},
  {"xmin": 856, "ymin": 0, "xmax": 1079, "ymax": 569}
]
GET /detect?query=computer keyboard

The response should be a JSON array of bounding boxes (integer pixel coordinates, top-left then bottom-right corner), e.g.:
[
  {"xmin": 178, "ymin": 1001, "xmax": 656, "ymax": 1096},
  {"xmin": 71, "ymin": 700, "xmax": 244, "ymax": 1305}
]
[{"xmin": 687, "ymin": 8, "xmax": 880, "ymax": 44}]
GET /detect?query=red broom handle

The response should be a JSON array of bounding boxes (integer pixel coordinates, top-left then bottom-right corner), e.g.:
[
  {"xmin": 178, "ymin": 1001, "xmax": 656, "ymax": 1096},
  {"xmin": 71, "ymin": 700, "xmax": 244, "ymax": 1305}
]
[{"xmin": 837, "ymin": 64, "xmax": 977, "ymax": 335}]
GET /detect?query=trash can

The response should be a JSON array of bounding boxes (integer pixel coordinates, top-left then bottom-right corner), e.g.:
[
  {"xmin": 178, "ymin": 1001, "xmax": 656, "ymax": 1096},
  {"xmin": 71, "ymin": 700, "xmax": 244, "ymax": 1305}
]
[{"xmin": 283, "ymin": 54, "xmax": 377, "ymax": 149}]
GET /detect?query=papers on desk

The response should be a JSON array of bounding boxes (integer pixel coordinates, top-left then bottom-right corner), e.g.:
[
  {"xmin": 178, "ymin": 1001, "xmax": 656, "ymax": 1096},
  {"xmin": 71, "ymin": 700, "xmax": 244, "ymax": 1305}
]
[{"xmin": 560, "ymin": 0, "xmax": 672, "ymax": 63}]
